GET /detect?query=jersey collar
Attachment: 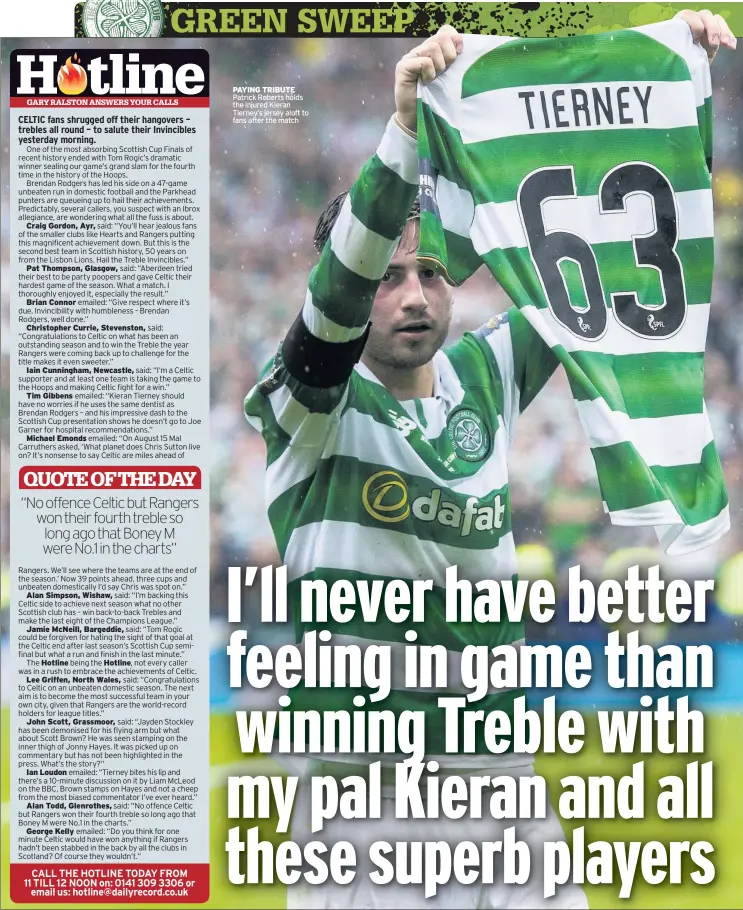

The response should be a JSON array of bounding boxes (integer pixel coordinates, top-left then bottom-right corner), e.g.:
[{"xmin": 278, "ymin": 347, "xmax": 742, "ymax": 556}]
[{"xmin": 354, "ymin": 350, "xmax": 462, "ymax": 409}]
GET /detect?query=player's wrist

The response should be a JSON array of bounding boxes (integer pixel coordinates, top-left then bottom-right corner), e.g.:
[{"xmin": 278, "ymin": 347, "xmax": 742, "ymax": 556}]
[
  {"xmin": 377, "ymin": 115, "xmax": 419, "ymax": 186},
  {"xmin": 393, "ymin": 111, "xmax": 417, "ymax": 139}
]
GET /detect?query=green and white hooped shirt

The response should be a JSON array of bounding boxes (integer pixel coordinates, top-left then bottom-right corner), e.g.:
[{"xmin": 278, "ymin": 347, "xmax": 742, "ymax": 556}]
[{"xmin": 245, "ymin": 117, "xmax": 556, "ymax": 760}]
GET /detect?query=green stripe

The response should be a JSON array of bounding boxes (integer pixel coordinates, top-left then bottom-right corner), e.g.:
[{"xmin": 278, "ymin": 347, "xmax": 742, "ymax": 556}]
[
  {"xmin": 309, "ymin": 148, "xmax": 418, "ymax": 328},
  {"xmin": 597, "ymin": 238, "xmax": 712, "ymax": 309},
  {"xmin": 288, "ymin": 568, "xmax": 523, "ymax": 651},
  {"xmin": 566, "ymin": 351, "xmax": 704, "ymax": 418},
  {"xmin": 280, "ymin": 454, "xmax": 512, "ymax": 550},
  {"xmin": 461, "ymin": 33, "xmax": 691, "ymax": 97},
  {"xmin": 697, "ymin": 98, "xmax": 713, "ymax": 172},
  {"xmin": 419, "ymin": 212, "xmax": 478, "ymax": 286},
  {"xmin": 348, "ymin": 151, "xmax": 417, "ymax": 243},
  {"xmin": 591, "ymin": 439, "xmax": 727, "ymax": 522},
  {"xmin": 467, "ymin": 126, "xmax": 710, "ymax": 201},
  {"xmin": 652, "ymin": 441, "xmax": 728, "ymax": 526},
  {"xmin": 417, "ymin": 98, "xmax": 476, "ymax": 284},
  {"xmin": 244, "ymin": 359, "xmax": 344, "ymax": 471},
  {"xmin": 417, "ymin": 99, "xmax": 469, "ymax": 190},
  {"xmin": 592, "ymin": 441, "xmax": 670, "ymax": 511},
  {"xmin": 284, "ymin": 373, "xmax": 346, "ymax": 413},
  {"xmin": 268, "ymin": 474, "xmax": 314, "ymax": 555},
  {"xmin": 446, "ymin": 332, "xmax": 501, "ymax": 390},
  {"xmin": 480, "ymin": 238, "xmax": 712, "ymax": 312},
  {"xmin": 509, "ymin": 306, "xmax": 560, "ymax": 412},
  {"xmin": 244, "ymin": 359, "xmax": 292, "ymax": 459},
  {"xmin": 421, "ymin": 225, "xmax": 483, "ymax": 287},
  {"xmin": 309, "ymin": 252, "xmax": 376, "ymax": 328}
]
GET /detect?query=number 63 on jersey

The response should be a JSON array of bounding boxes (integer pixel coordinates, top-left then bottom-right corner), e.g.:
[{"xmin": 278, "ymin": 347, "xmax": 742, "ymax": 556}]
[{"xmin": 517, "ymin": 161, "xmax": 690, "ymax": 341}]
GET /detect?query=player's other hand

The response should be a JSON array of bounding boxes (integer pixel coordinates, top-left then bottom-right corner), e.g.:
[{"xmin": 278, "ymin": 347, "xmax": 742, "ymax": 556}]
[
  {"xmin": 676, "ymin": 9, "xmax": 737, "ymax": 61},
  {"xmin": 395, "ymin": 25, "xmax": 463, "ymax": 133}
]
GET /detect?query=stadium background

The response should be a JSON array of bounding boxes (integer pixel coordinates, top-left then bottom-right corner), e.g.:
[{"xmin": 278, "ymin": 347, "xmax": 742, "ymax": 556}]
[{"xmin": 1, "ymin": 25, "xmax": 742, "ymax": 910}]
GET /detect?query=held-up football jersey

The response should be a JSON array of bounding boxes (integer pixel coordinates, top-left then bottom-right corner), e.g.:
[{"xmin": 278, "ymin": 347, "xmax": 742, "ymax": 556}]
[
  {"xmin": 244, "ymin": 117, "xmax": 557, "ymax": 760},
  {"xmin": 416, "ymin": 20, "xmax": 729, "ymax": 555}
]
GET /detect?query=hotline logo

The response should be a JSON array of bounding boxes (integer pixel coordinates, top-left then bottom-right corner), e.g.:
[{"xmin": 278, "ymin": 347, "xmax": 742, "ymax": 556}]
[{"xmin": 56, "ymin": 54, "xmax": 88, "ymax": 95}]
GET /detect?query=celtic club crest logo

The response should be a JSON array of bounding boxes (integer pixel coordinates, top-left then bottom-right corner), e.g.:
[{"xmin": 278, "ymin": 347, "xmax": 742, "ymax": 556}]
[
  {"xmin": 82, "ymin": 0, "xmax": 165, "ymax": 37},
  {"xmin": 446, "ymin": 408, "xmax": 490, "ymax": 463}
]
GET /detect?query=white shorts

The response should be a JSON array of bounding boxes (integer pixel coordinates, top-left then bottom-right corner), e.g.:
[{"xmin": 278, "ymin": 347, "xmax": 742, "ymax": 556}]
[{"xmin": 286, "ymin": 762, "xmax": 588, "ymax": 910}]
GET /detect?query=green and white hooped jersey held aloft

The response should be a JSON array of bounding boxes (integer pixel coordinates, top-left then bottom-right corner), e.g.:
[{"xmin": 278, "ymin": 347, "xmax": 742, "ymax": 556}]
[
  {"xmin": 417, "ymin": 19, "xmax": 729, "ymax": 555},
  {"xmin": 245, "ymin": 117, "xmax": 557, "ymax": 760}
]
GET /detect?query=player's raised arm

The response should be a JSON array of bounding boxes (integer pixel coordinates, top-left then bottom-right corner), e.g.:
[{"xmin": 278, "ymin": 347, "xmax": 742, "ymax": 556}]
[
  {"xmin": 395, "ymin": 25, "xmax": 463, "ymax": 133},
  {"xmin": 291, "ymin": 121, "xmax": 419, "ymax": 396},
  {"xmin": 245, "ymin": 29, "xmax": 463, "ymax": 448},
  {"xmin": 291, "ymin": 25, "xmax": 463, "ymax": 394}
]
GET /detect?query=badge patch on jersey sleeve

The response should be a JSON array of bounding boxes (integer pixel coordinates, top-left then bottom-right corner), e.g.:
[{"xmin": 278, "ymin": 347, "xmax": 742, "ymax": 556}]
[
  {"xmin": 446, "ymin": 407, "xmax": 491, "ymax": 462},
  {"xmin": 258, "ymin": 352, "xmax": 286, "ymax": 397},
  {"xmin": 474, "ymin": 312, "xmax": 509, "ymax": 338},
  {"xmin": 419, "ymin": 157, "xmax": 440, "ymax": 219}
]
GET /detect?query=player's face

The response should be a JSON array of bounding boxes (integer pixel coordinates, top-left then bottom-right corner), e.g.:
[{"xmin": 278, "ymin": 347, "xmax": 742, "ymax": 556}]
[{"xmin": 364, "ymin": 229, "xmax": 453, "ymax": 374}]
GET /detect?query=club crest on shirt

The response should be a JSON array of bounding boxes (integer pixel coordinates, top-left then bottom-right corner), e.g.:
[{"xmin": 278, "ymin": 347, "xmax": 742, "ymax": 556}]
[{"xmin": 446, "ymin": 407, "xmax": 490, "ymax": 463}]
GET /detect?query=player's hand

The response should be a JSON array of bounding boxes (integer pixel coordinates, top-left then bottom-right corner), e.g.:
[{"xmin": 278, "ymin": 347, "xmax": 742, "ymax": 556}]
[
  {"xmin": 394, "ymin": 25, "xmax": 463, "ymax": 134},
  {"xmin": 676, "ymin": 9, "xmax": 736, "ymax": 61}
]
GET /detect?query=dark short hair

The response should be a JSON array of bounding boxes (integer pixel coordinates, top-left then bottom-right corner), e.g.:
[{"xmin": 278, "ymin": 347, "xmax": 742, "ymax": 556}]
[{"xmin": 313, "ymin": 191, "xmax": 420, "ymax": 254}]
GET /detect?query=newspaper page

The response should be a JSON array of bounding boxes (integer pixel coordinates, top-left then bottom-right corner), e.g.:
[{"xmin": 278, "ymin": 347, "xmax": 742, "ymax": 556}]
[{"xmin": 1, "ymin": 3, "xmax": 742, "ymax": 910}]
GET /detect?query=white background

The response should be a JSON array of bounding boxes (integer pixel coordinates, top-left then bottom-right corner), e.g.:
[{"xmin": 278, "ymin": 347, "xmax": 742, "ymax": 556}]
[{"xmin": 1, "ymin": 1, "xmax": 74, "ymax": 37}]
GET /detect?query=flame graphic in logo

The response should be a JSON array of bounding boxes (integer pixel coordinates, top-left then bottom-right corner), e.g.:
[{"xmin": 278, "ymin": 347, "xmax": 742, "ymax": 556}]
[{"xmin": 57, "ymin": 54, "xmax": 87, "ymax": 95}]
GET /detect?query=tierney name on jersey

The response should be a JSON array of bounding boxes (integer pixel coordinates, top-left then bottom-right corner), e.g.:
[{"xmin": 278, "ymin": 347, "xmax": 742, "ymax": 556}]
[{"xmin": 518, "ymin": 84, "xmax": 652, "ymax": 131}]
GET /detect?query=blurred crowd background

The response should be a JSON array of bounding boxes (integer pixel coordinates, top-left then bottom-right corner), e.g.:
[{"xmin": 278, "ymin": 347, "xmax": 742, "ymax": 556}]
[{"xmin": 1, "ymin": 35, "xmax": 742, "ymax": 646}]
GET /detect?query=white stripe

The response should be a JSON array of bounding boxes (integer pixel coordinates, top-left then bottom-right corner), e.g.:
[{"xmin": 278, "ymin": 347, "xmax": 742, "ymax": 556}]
[
  {"xmin": 307, "ymin": 633, "xmax": 525, "ymax": 698},
  {"xmin": 470, "ymin": 188, "xmax": 712, "ymax": 256},
  {"xmin": 542, "ymin": 188, "xmax": 712, "ymax": 244},
  {"xmin": 660, "ymin": 505, "xmax": 730, "ymax": 556},
  {"xmin": 675, "ymin": 190, "xmax": 713, "ymax": 240},
  {"xmin": 576, "ymin": 400, "xmax": 714, "ymax": 467},
  {"xmin": 302, "ymin": 289, "xmax": 367, "ymax": 343},
  {"xmin": 437, "ymin": 176, "xmax": 475, "ymax": 237},
  {"xmin": 266, "ymin": 442, "xmax": 318, "ymax": 501},
  {"xmin": 377, "ymin": 115, "xmax": 419, "ymax": 185},
  {"xmin": 400, "ymin": 351, "xmax": 466, "ymax": 440},
  {"xmin": 285, "ymin": 521, "xmax": 517, "ymax": 587},
  {"xmin": 268, "ymin": 384, "xmax": 345, "ymax": 447},
  {"xmin": 425, "ymin": 80, "xmax": 698, "ymax": 145},
  {"xmin": 520, "ymin": 302, "xmax": 709, "ymax": 356},
  {"xmin": 355, "ymin": 350, "xmax": 467, "ymax": 413},
  {"xmin": 432, "ymin": 348, "xmax": 466, "ymax": 410},
  {"xmin": 482, "ymin": 321, "xmax": 519, "ymax": 441},
  {"xmin": 471, "ymin": 201, "xmax": 524, "ymax": 254},
  {"xmin": 606, "ymin": 499, "xmax": 682, "ymax": 526},
  {"xmin": 606, "ymin": 501, "xmax": 730, "ymax": 556},
  {"xmin": 244, "ymin": 397, "xmax": 263, "ymax": 434},
  {"xmin": 330, "ymin": 195, "xmax": 398, "ymax": 282}
]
